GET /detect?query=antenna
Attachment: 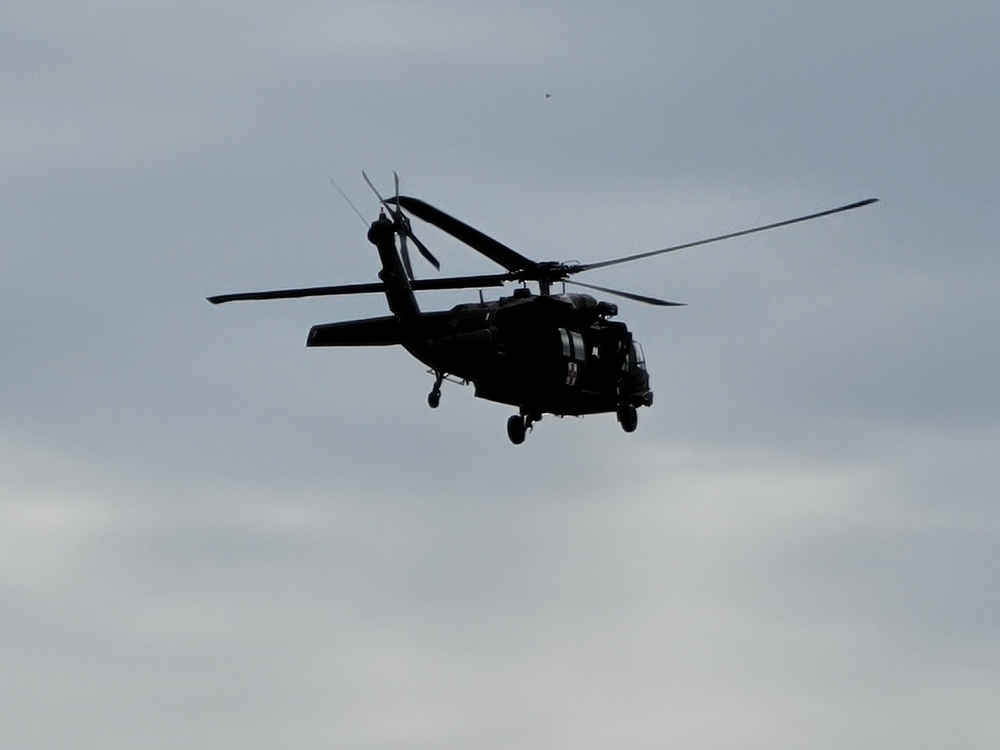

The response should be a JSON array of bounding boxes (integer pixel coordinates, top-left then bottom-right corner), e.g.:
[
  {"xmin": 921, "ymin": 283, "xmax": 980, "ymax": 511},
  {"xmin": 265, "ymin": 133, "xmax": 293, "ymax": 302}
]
[{"xmin": 330, "ymin": 178, "xmax": 368, "ymax": 226}]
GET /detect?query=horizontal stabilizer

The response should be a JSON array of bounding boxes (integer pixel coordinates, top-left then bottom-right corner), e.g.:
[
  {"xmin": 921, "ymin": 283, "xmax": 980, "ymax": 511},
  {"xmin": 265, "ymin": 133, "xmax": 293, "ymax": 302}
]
[{"xmin": 307, "ymin": 316, "xmax": 403, "ymax": 347}]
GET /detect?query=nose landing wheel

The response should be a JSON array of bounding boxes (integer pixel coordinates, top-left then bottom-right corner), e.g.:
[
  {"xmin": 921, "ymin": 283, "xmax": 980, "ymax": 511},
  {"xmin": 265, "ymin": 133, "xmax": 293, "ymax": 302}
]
[
  {"xmin": 507, "ymin": 412, "xmax": 541, "ymax": 445},
  {"xmin": 617, "ymin": 404, "xmax": 638, "ymax": 433},
  {"xmin": 507, "ymin": 415, "xmax": 525, "ymax": 444}
]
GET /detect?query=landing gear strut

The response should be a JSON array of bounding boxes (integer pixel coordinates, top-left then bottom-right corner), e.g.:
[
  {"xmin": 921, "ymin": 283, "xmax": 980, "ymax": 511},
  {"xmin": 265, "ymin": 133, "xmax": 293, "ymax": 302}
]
[
  {"xmin": 507, "ymin": 411, "xmax": 541, "ymax": 445},
  {"xmin": 428, "ymin": 371, "xmax": 444, "ymax": 409}
]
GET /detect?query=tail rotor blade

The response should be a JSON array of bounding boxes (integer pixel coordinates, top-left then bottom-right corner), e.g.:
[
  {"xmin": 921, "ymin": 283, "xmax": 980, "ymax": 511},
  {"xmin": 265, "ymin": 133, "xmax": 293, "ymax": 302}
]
[
  {"xmin": 362, "ymin": 170, "xmax": 388, "ymax": 209},
  {"xmin": 410, "ymin": 231, "xmax": 441, "ymax": 270},
  {"xmin": 399, "ymin": 233, "xmax": 415, "ymax": 279},
  {"xmin": 364, "ymin": 170, "xmax": 440, "ymax": 272}
]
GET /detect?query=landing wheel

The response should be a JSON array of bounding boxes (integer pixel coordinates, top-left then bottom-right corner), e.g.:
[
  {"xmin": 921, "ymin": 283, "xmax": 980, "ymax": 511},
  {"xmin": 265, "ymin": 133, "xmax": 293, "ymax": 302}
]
[
  {"xmin": 507, "ymin": 415, "xmax": 526, "ymax": 445},
  {"xmin": 428, "ymin": 371, "xmax": 444, "ymax": 409},
  {"xmin": 617, "ymin": 404, "xmax": 638, "ymax": 433}
]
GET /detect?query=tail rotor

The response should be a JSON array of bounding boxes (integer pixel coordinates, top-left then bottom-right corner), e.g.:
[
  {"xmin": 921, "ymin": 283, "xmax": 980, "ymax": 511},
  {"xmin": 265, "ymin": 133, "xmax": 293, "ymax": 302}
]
[{"xmin": 363, "ymin": 171, "xmax": 441, "ymax": 278}]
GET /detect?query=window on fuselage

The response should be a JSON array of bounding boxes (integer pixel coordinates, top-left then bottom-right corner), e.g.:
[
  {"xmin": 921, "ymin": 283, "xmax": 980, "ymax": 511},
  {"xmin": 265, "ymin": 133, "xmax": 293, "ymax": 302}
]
[{"xmin": 558, "ymin": 328, "xmax": 586, "ymax": 361}]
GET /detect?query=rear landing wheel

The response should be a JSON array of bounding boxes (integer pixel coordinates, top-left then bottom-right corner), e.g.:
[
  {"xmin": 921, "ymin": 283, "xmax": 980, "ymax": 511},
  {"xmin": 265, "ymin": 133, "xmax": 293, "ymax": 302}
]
[
  {"xmin": 507, "ymin": 415, "xmax": 526, "ymax": 445},
  {"xmin": 428, "ymin": 371, "xmax": 444, "ymax": 409}
]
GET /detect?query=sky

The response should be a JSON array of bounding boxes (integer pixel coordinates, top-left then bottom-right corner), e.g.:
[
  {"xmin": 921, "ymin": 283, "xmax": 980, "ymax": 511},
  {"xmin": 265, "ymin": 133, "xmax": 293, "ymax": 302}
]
[{"xmin": 3, "ymin": 1, "xmax": 999, "ymax": 748}]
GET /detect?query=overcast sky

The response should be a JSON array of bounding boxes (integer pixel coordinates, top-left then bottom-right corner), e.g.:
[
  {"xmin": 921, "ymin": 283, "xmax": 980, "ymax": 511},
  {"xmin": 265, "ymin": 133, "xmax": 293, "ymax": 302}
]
[{"xmin": 3, "ymin": 2, "xmax": 999, "ymax": 748}]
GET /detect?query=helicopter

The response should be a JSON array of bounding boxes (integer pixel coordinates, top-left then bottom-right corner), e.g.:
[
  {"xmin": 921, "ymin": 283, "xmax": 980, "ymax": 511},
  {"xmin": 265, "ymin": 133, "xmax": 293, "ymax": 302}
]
[{"xmin": 208, "ymin": 174, "xmax": 877, "ymax": 444}]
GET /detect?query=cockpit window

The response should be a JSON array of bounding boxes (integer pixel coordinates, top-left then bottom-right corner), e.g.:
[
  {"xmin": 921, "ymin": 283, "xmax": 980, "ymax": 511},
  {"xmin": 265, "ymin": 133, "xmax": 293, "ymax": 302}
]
[{"xmin": 633, "ymin": 341, "xmax": 646, "ymax": 367}]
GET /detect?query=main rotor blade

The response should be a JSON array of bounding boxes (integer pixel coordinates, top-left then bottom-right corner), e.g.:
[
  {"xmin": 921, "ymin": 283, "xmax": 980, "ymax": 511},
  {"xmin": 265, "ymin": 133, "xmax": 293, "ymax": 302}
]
[
  {"xmin": 565, "ymin": 280, "xmax": 685, "ymax": 307},
  {"xmin": 390, "ymin": 196, "xmax": 538, "ymax": 274},
  {"xmin": 577, "ymin": 198, "xmax": 879, "ymax": 273},
  {"xmin": 410, "ymin": 273, "xmax": 512, "ymax": 292},
  {"xmin": 207, "ymin": 274, "xmax": 514, "ymax": 304},
  {"xmin": 207, "ymin": 282, "xmax": 386, "ymax": 304}
]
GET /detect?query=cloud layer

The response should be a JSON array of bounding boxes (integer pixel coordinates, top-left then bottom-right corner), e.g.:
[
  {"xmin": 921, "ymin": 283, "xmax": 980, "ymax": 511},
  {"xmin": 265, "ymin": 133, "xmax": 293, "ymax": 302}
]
[{"xmin": 3, "ymin": 2, "xmax": 999, "ymax": 748}]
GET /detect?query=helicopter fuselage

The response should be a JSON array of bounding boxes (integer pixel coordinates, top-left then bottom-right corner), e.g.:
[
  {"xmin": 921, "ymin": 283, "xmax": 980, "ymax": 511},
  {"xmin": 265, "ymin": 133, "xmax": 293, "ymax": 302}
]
[{"xmin": 307, "ymin": 290, "xmax": 652, "ymax": 418}]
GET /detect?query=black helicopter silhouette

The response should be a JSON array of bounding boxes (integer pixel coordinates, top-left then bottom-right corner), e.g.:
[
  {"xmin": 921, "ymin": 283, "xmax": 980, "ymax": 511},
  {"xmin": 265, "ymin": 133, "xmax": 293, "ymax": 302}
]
[{"xmin": 208, "ymin": 174, "xmax": 877, "ymax": 444}]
